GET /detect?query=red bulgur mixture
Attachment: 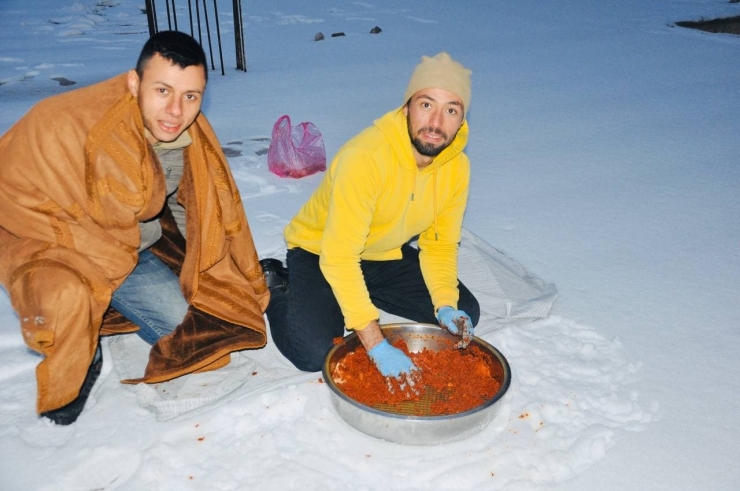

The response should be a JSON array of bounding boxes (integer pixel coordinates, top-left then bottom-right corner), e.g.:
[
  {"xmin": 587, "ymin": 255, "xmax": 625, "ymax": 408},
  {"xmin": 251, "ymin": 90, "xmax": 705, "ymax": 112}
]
[{"xmin": 331, "ymin": 339, "xmax": 501, "ymax": 415}]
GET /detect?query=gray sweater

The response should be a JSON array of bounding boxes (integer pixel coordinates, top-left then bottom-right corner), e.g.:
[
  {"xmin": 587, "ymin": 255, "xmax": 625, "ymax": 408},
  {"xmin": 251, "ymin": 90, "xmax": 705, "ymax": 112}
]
[{"xmin": 138, "ymin": 131, "xmax": 190, "ymax": 251}]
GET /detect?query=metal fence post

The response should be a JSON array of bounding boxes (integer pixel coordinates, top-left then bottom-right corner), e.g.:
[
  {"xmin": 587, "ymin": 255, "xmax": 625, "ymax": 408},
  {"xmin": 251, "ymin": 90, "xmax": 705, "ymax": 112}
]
[{"xmin": 143, "ymin": 0, "xmax": 246, "ymax": 74}]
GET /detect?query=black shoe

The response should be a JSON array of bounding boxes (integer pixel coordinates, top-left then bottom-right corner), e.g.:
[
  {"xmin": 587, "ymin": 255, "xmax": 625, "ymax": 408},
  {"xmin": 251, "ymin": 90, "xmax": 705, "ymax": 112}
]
[
  {"xmin": 259, "ymin": 258, "xmax": 288, "ymax": 291},
  {"xmin": 41, "ymin": 345, "xmax": 103, "ymax": 425}
]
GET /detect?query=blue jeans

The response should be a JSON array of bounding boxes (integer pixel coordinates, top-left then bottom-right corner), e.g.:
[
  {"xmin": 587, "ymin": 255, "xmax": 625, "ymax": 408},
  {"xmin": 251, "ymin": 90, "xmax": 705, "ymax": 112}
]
[
  {"xmin": 266, "ymin": 244, "xmax": 480, "ymax": 372},
  {"xmin": 110, "ymin": 249, "xmax": 189, "ymax": 345}
]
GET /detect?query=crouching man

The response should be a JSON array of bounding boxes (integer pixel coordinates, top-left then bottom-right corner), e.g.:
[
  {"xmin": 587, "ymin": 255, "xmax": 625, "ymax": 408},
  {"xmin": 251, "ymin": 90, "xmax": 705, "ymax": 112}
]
[
  {"xmin": 0, "ymin": 31, "xmax": 269, "ymax": 424},
  {"xmin": 261, "ymin": 53, "xmax": 480, "ymax": 378}
]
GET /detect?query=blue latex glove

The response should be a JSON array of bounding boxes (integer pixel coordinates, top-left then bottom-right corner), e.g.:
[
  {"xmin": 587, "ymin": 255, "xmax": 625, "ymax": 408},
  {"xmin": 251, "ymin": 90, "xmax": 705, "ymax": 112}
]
[
  {"xmin": 437, "ymin": 306, "xmax": 474, "ymax": 337},
  {"xmin": 367, "ymin": 339, "xmax": 417, "ymax": 378}
]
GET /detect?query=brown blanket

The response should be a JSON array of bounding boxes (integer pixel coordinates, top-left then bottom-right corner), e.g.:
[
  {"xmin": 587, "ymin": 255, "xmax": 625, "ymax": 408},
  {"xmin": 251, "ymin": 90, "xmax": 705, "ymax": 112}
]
[{"xmin": 0, "ymin": 74, "xmax": 269, "ymax": 413}]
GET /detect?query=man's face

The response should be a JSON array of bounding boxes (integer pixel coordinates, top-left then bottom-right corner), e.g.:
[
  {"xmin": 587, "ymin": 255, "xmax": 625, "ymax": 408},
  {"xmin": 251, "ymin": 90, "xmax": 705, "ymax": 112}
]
[
  {"xmin": 127, "ymin": 53, "xmax": 206, "ymax": 144},
  {"xmin": 404, "ymin": 88, "xmax": 465, "ymax": 159}
]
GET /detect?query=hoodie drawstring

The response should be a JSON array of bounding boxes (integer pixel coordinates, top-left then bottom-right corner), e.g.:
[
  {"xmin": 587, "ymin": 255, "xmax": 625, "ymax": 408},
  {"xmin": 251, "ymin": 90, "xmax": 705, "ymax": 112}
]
[
  {"xmin": 433, "ymin": 170, "xmax": 439, "ymax": 241},
  {"xmin": 411, "ymin": 169, "xmax": 439, "ymax": 240},
  {"xmin": 411, "ymin": 171, "xmax": 416, "ymax": 201}
]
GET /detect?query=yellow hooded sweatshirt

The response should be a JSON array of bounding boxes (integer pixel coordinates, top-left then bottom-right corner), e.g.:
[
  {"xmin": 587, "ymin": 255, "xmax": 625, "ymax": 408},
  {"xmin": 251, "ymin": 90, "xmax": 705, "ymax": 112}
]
[{"xmin": 285, "ymin": 107, "xmax": 470, "ymax": 330}]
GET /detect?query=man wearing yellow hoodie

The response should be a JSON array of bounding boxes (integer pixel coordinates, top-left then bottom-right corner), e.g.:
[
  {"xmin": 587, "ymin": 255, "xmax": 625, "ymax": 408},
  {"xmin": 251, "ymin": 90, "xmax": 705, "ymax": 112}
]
[{"xmin": 262, "ymin": 53, "xmax": 479, "ymax": 377}]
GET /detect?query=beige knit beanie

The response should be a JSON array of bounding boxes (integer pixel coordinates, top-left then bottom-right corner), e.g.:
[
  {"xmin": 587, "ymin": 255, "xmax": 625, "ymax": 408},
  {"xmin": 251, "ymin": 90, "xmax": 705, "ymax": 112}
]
[{"xmin": 403, "ymin": 52, "xmax": 472, "ymax": 115}]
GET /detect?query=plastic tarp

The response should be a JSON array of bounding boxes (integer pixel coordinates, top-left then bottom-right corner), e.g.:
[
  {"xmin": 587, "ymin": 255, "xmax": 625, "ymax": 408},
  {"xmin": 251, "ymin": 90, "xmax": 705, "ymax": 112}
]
[{"xmin": 108, "ymin": 228, "xmax": 558, "ymax": 421}]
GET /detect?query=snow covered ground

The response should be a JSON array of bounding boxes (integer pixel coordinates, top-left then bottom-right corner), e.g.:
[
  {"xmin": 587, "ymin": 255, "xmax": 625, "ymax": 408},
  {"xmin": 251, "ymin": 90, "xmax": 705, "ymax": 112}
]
[{"xmin": 1, "ymin": 1, "xmax": 738, "ymax": 490}]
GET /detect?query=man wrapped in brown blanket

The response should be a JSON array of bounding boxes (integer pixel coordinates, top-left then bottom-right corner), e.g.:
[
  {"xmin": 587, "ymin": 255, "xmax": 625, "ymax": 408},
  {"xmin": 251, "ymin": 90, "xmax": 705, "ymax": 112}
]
[{"xmin": 0, "ymin": 31, "xmax": 269, "ymax": 424}]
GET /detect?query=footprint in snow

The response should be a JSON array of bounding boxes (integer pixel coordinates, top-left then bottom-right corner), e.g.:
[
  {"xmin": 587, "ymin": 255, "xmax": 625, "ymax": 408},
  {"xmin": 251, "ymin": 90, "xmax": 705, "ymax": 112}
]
[
  {"xmin": 51, "ymin": 77, "xmax": 76, "ymax": 86},
  {"xmin": 37, "ymin": 446, "xmax": 141, "ymax": 491}
]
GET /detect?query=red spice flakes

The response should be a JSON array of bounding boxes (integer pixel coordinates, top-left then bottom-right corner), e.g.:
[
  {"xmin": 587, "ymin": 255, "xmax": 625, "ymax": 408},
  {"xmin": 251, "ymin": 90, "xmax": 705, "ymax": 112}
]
[{"xmin": 331, "ymin": 340, "xmax": 501, "ymax": 415}]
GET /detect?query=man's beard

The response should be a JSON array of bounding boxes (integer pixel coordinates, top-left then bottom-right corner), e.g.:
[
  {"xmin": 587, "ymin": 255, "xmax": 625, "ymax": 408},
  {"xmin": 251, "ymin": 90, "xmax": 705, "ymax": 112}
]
[{"xmin": 407, "ymin": 118, "xmax": 454, "ymax": 157}]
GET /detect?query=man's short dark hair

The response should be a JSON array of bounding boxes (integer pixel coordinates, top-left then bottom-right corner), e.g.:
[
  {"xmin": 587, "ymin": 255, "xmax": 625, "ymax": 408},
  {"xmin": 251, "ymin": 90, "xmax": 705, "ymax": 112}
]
[{"xmin": 136, "ymin": 30, "xmax": 208, "ymax": 82}]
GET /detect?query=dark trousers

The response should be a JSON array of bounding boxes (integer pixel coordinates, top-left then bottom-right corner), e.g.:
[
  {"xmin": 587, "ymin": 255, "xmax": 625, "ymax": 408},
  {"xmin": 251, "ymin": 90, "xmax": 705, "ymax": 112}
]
[{"xmin": 266, "ymin": 244, "xmax": 480, "ymax": 372}]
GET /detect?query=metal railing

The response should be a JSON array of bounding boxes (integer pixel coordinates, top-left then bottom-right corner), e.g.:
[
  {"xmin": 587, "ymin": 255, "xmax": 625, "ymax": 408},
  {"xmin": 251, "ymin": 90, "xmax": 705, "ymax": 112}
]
[{"xmin": 144, "ymin": 0, "xmax": 247, "ymax": 74}]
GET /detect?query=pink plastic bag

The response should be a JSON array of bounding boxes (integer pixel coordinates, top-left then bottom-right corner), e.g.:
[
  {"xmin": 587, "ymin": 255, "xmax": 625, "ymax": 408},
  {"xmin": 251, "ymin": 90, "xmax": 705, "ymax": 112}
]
[{"xmin": 267, "ymin": 115, "xmax": 326, "ymax": 178}]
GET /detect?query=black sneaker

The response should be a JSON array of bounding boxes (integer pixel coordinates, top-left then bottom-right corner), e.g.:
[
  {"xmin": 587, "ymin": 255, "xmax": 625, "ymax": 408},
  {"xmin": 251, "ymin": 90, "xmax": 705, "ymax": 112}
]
[
  {"xmin": 259, "ymin": 258, "xmax": 288, "ymax": 291},
  {"xmin": 41, "ymin": 345, "xmax": 103, "ymax": 425}
]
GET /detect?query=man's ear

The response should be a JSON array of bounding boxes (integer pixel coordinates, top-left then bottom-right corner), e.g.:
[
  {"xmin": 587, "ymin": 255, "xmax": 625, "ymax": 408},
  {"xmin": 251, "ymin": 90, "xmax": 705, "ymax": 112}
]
[{"xmin": 126, "ymin": 69, "xmax": 139, "ymax": 97}]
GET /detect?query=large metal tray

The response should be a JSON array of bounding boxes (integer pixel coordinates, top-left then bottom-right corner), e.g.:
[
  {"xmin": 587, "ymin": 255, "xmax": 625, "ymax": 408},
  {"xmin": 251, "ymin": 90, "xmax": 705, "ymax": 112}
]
[{"xmin": 322, "ymin": 323, "xmax": 511, "ymax": 445}]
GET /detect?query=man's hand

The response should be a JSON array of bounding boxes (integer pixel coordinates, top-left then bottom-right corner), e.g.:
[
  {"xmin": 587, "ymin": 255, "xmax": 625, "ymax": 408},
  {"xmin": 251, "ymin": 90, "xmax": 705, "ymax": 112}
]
[
  {"xmin": 437, "ymin": 306, "xmax": 474, "ymax": 337},
  {"xmin": 367, "ymin": 339, "xmax": 417, "ymax": 378},
  {"xmin": 357, "ymin": 320, "xmax": 417, "ymax": 378}
]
